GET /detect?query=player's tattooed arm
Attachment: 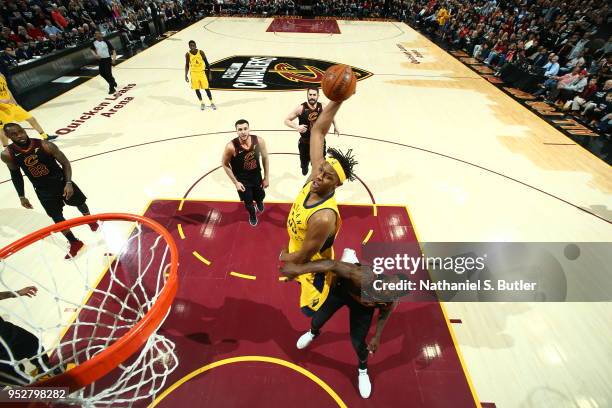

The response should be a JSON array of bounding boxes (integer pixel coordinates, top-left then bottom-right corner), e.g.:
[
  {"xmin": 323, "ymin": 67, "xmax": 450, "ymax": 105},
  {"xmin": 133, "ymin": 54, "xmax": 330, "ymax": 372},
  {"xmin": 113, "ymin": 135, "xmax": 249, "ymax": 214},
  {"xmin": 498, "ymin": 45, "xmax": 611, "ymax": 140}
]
[
  {"xmin": 1, "ymin": 149, "xmax": 18, "ymax": 171},
  {"xmin": 284, "ymin": 105, "xmax": 306, "ymax": 132},
  {"xmin": 44, "ymin": 142, "xmax": 74, "ymax": 199},
  {"xmin": 43, "ymin": 142, "xmax": 72, "ymax": 183}
]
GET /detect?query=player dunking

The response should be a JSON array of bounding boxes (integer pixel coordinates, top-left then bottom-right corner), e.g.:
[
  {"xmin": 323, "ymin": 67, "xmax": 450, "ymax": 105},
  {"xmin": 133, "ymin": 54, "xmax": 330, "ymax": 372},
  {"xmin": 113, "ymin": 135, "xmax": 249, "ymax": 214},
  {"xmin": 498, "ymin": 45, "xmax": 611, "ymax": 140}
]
[
  {"xmin": 280, "ymin": 252, "xmax": 407, "ymax": 399},
  {"xmin": 279, "ymin": 98, "xmax": 357, "ymax": 316},
  {"xmin": 184, "ymin": 40, "xmax": 216, "ymax": 110},
  {"xmin": 0, "ymin": 73, "xmax": 57, "ymax": 147},
  {"xmin": 222, "ymin": 119, "xmax": 270, "ymax": 226},
  {"xmin": 284, "ymin": 87, "xmax": 339, "ymax": 175},
  {"xmin": 0, "ymin": 123, "xmax": 96, "ymax": 259}
]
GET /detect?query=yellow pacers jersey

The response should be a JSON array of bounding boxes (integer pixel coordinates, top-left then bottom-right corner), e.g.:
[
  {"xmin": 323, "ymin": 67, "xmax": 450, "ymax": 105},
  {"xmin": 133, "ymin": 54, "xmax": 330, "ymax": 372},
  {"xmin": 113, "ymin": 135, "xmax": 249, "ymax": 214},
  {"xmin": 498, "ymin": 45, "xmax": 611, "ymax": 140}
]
[
  {"xmin": 287, "ymin": 181, "xmax": 341, "ymax": 314},
  {"xmin": 189, "ymin": 51, "xmax": 205, "ymax": 73},
  {"xmin": 0, "ymin": 75, "xmax": 10, "ymax": 100},
  {"xmin": 189, "ymin": 51, "xmax": 209, "ymax": 89}
]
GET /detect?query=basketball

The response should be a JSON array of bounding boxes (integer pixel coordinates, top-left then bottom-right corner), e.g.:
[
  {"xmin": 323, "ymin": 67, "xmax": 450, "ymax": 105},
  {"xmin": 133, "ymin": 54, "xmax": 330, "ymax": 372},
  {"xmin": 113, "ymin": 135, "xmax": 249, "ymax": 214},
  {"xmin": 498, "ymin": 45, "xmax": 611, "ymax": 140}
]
[{"xmin": 321, "ymin": 64, "xmax": 357, "ymax": 102}]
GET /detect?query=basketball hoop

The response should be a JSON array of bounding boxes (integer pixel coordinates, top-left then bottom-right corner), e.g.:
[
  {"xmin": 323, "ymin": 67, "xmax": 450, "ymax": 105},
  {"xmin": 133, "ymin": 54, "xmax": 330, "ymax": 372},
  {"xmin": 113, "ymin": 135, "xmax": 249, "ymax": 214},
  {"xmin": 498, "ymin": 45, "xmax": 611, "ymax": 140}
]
[{"xmin": 0, "ymin": 213, "xmax": 179, "ymax": 407}]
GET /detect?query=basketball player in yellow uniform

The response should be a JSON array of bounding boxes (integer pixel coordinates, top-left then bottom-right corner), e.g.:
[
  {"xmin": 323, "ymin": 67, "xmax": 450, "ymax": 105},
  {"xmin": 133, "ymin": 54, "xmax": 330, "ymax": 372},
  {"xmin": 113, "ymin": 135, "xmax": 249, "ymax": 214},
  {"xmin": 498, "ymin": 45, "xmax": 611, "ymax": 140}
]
[
  {"xmin": 184, "ymin": 40, "xmax": 216, "ymax": 111},
  {"xmin": 0, "ymin": 73, "xmax": 57, "ymax": 147},
  {"xmin": 280, "ymin": 97, "xmax": 357, "ymax": 317}
]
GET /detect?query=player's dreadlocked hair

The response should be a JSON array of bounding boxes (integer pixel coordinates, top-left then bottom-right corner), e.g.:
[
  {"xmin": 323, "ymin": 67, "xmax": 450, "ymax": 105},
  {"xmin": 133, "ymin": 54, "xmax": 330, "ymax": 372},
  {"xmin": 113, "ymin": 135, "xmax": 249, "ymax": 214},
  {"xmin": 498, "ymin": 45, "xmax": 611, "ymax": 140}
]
[{"xmin": 327, "ymin": 147, "xmax": 358, "ymax": 182}]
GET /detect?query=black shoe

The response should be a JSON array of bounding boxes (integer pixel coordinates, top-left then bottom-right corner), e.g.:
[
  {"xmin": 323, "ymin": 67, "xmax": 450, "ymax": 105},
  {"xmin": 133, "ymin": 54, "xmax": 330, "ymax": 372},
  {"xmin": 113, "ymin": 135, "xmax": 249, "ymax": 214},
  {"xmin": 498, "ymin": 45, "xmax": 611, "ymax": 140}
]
[
  {"xmin": 249, "ymin": 212, "xmax": 258, "ymax": 226},
  {"xmin": 256, "ymin": 201, "xmax": 264, "ymax": 213},
  {"xmin": 109, "ymin": 88, "xmax": 116, "ymax": 94},
  {"xmin": 47, "ymin": 135, "xmax": 58, "ymax": 141},
  {"xmin": 301, "ymin": 167, "xmax": 308, "ymax": 176}
]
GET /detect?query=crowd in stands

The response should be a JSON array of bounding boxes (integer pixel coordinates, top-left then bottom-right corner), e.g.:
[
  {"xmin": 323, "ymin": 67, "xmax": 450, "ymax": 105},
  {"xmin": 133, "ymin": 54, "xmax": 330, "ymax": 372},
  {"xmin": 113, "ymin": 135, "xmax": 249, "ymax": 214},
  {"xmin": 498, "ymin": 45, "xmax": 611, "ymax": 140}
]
[
  {"xmin": 407, "ymin": 0, "xmax": 611, "ymax": 138},
  {"xmin": 1, "ymin": 0, "xmax": 610, "ymax": 139},
  {"xmin": 218, "ymin": 0, "xmax": 296, "ymax": 16},
  {"xmin": 219, "ymin": 0, "xmax": 391, "ymax": 19},
  {"xmin": 0, "ymin": 0, "xmax": 213, "ymax": 67}
]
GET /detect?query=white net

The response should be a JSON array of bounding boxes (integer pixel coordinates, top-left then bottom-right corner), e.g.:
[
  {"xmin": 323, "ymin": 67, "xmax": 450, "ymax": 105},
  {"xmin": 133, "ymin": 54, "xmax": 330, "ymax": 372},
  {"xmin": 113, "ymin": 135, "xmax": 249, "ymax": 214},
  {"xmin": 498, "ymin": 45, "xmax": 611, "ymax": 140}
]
[{"xmin": 0, "ymin": 215, "xmax": 178, "ymax": 407}]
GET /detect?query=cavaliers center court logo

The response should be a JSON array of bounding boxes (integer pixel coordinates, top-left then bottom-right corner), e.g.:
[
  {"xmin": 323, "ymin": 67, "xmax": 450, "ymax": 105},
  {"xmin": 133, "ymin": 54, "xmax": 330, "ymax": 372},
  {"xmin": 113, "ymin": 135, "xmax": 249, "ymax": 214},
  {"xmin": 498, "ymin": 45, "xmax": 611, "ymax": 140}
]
[{"xmin": 209, "ymin": 56, "xmax": 372, "ymax": 90}]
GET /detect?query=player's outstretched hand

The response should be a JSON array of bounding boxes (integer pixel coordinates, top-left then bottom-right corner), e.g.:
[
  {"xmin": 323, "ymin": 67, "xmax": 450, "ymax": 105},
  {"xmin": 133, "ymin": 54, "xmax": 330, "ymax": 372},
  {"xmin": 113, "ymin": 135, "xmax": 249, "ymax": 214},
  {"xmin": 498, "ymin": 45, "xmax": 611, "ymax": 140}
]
[
  {"xmin": 20, "ymin": 197, "xmax": 33, "ymax": 209},
  {"xmin": 64, "ymin": 183, "xmax": 74, "ymax": 200},
  {"xmin": 17, "ymin": 286, "xmax": 38, "ymax": 298},
  {"xmin": 235, "ymin": 181, "xmax": 246, "ymax": 192},
  {"xmin": 367, "ymin": 336, "xmax": 380, "ymax": 354}
]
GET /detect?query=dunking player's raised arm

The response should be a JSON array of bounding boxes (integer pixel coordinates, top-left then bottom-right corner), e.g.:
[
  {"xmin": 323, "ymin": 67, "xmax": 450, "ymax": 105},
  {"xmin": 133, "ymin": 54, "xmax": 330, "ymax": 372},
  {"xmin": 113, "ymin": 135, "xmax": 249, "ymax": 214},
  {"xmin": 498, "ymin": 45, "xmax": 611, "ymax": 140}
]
[
  {"xmin": 319, "ymin": 102, "xmax": 340, "ymax": 137},
  {"xmin": 308, "ymin": 100, "xmax": 342, "ymax": 179}
]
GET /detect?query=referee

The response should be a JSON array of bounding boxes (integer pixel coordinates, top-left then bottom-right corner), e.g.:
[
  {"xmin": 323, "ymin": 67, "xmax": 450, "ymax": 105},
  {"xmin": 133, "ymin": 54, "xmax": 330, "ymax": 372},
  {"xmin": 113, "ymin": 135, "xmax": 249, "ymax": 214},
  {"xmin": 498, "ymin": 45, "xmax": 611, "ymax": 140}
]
[{"xmin": 90, "ymin": 31, "xmax": 118, "ymax": 94}]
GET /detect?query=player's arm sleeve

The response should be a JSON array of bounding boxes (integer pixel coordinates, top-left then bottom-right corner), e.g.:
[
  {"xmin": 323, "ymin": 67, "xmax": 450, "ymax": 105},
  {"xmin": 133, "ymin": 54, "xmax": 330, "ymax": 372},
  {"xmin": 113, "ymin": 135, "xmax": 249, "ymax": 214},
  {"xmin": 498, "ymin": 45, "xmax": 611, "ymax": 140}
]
[
  {"xmin": 10, "ymin": 169, "xmax": 25, "ymax": 197},
  {"xmin": 1, "ymin": 152, "xmax": 25, "ymax": 197}
]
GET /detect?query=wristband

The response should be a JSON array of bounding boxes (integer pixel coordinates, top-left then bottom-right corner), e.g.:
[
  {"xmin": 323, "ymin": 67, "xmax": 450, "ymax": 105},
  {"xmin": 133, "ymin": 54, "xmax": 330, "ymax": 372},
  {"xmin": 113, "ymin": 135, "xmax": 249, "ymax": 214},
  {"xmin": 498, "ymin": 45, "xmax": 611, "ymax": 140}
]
[{"xmin": 65, "ymin": 181, "xmax": 73, "ymax": 185}]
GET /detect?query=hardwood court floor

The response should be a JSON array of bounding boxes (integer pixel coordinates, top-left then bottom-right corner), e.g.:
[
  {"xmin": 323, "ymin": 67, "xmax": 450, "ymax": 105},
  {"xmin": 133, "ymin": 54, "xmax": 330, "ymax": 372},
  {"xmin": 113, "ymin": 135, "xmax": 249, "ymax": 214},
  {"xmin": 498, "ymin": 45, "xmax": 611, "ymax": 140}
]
[{"xmin": 0, "ymin": 17, "xmax": 610, "ymax": 407}]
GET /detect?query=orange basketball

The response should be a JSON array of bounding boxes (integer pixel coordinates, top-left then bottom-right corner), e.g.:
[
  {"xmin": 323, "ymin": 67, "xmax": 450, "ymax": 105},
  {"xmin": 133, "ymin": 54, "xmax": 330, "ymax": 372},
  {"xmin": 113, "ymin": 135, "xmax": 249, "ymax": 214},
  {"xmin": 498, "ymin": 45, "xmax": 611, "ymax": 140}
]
[{"xmin": 321, "ymin": 64, "xmax": 357, "ymax": 102}]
